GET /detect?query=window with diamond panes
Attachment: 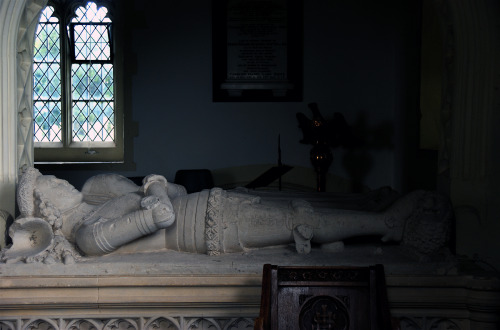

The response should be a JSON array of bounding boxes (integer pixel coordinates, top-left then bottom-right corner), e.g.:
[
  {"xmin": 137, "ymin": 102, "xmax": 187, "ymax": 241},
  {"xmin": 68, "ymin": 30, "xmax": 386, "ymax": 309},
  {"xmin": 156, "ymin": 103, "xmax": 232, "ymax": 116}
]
[
  {"xmin": 33, "ymin": 1, "xmax": 123, "ymax": 162},
  {"xmin": 33, "ymin": 6, "xmax": 62, "ymax": 143},
  {"xmin": 70, "ymin": 3, "xmax": 114, "ymax": 143}
]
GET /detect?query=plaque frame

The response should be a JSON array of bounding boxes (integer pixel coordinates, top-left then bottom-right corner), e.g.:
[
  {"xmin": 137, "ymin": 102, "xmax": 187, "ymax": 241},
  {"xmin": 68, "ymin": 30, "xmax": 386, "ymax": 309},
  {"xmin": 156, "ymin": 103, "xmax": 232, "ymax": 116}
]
[{"xmin": 212, "ymin": 0, "xmax": 303, "ymax": 102}]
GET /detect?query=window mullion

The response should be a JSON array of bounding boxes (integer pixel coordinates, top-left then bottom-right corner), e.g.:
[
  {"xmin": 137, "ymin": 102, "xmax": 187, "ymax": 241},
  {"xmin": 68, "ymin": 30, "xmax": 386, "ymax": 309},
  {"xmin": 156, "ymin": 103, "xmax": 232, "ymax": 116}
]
[{"xmin": 60, "ymin": 15, "xmax": 72, "ymax": 147}]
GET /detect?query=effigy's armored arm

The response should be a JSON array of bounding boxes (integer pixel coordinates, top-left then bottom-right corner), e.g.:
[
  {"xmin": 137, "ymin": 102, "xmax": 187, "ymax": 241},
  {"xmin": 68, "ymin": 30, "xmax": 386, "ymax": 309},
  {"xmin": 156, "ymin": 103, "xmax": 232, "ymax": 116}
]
[{"xmin": 76, "ymin": 195, "xmax": 174, "ymax": 256}]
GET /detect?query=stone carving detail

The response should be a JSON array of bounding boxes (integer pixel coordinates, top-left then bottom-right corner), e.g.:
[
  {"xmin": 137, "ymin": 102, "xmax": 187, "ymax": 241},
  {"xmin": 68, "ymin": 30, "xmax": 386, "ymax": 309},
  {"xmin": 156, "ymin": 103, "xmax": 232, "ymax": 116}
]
[
  {"xmin": 104, "ymin": 319, "xmax": 138, "ymax": 329},
  {"xmin": 0, "ymin": 317, "xmax": 255, "ymax": 330},
  {"xmin": 25, "ymin": 319, "xmax": 57, "ymax": 330},
  {"xmin": 0, "ymin": 322, "xmax": 15, "ymax": 330},
  {"xmin": 67, "ymin": 319, "xmax": 100, "ymax": 330},
  {"xmin": 401, "ymin": 191, "xmax": 453, "ymax": 255},
  {"xmin": 399, "ymin": 317, "xmax": 462, "ymax": 330},
  {"xmin": 205, "ymin": 188, "xmax": 223, "ymax": 256},
  {"xmin": 224, "ymin": 318, "xmax": 255, "ymax": 330},
  {"xmin": 144, "ymin": 317, "xmax": 178, "ymax": 330},
  {"xmin": 0, "ymin": 315, "xmax": 474, "ymax": 330}
]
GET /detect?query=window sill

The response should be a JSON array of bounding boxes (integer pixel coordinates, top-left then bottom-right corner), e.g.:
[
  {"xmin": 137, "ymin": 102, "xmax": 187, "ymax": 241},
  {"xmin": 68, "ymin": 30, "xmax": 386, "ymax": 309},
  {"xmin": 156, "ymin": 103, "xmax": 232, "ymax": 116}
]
[{"xmin": 34, "ymin": 160, "xmax": 136, "ymax": 172}]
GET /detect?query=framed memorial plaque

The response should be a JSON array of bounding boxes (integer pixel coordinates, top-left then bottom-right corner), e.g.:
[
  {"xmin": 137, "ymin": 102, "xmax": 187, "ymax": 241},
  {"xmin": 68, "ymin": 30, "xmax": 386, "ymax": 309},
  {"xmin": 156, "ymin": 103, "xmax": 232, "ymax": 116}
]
[{"xmin": 213, "ymin": 0, "xmax": 303, "ymax": 102}]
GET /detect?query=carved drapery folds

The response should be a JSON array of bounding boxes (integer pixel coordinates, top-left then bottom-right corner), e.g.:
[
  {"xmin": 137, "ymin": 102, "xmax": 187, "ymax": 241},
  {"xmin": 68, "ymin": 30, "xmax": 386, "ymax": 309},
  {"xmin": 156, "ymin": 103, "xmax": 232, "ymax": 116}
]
[
  {"xmin": 435, "ymin": 0, "xmax": 499, "ymax": 183},
  {"xmin": 444, "ymin": 0, "xmax": 496, "ymax": 181},
  {"xmin": 439, "ymin": 0, "xmax": 500, "ymax": 269}
]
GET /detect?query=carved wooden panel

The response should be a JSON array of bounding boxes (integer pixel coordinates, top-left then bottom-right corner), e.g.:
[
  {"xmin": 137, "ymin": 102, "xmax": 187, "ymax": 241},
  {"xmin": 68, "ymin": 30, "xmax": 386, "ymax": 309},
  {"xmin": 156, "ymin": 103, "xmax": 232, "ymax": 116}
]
[
  {"xmin": 299, "ymin": 295, "xmax": 350, "ymax": 329},
  {"xmin": 256, "ymin": 265, "xmax": 391, "ymax": 329}
]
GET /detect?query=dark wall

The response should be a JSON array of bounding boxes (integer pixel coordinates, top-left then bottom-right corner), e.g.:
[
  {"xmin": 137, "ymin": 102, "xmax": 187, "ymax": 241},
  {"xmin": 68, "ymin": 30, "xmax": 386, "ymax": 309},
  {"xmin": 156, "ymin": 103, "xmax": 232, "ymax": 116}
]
[{"xmin": 39, "ymin": 0, "xmax": 423, "ymax": 192}]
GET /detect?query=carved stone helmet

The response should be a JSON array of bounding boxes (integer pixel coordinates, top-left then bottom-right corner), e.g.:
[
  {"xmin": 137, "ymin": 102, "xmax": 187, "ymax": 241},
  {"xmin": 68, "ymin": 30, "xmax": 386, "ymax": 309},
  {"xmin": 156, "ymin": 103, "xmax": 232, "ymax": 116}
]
[
  {"xmin": 2, "ymin": 217, "xmax": 54, "ymax": 263},
  {"xmin": 1, "ymin": 167, "xmax": 54, "ymax": 263}
]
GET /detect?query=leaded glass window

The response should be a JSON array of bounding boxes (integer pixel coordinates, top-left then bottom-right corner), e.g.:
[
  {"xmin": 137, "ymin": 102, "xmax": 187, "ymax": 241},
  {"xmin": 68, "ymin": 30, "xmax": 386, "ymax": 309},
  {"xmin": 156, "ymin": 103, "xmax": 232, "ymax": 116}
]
[
  {"xmin": 33, "ymin": 1, "xmax": 122, "ymax": 163},
  {"xmin": 70, "ymin": 2, "xmax": 114, "ymax": 142},
  {"xmin": 33, "ymin": 6, "xmax": 62, "ymax": 143}
]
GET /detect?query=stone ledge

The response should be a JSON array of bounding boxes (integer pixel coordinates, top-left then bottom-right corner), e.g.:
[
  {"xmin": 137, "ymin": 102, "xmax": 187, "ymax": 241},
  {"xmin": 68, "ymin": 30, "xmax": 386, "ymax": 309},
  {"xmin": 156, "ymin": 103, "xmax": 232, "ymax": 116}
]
[
  {"xmin": 0, "ymin": 266, "xmax": 498, "ymax": 329},
  {"xmin": 0, "ymin": 244, "xmax": 461, "ymax": 277}
]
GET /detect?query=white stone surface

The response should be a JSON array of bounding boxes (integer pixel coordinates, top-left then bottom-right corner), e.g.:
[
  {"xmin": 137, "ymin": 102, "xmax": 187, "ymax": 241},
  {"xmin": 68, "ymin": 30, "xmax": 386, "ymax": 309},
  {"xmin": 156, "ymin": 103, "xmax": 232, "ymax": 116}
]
[
  {"xmin": 2, "ymin": 168, "xmax": 454, "ymax": 268},
  {"xmin": 0, "ymin": 244, "xmax": 458, "ymax": 277}
]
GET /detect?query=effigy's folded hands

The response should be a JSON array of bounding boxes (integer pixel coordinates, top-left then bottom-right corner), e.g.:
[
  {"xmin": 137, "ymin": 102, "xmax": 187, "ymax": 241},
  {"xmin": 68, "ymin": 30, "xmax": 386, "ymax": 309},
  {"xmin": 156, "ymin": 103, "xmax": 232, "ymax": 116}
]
[
  {"xmin": 140, "ymin": 195, "xmax": 175, "ymax": 229},
  {"xmin": 140, "ymin": 175, "xmax": 176, "ymax": 228}
]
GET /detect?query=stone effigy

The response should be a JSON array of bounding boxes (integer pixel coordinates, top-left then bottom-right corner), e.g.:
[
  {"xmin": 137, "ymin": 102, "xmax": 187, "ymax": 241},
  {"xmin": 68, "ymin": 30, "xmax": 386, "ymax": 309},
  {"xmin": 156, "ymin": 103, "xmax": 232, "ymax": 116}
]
[{"xmin": 0, "ymin": 167, "xmax": 453, "ymax": 264}]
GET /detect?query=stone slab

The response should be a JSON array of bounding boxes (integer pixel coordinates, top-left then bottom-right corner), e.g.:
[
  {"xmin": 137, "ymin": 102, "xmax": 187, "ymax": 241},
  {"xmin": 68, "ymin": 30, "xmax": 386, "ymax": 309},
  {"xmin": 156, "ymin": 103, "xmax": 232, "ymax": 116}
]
[{"xmin": 0, "ymin": 244, "xmax": 458, "ymax": 277}]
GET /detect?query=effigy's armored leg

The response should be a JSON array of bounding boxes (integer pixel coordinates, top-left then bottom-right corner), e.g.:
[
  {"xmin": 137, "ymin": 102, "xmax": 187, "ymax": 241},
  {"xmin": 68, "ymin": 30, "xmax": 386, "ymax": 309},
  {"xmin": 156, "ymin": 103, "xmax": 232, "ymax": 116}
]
[
  {"xmin": 167, "ymin": 188, "xmax": 451, "ymax": 256},
  {"xmin": 233, "ymin": 190, "xmax": 429, "ymax": 254}
]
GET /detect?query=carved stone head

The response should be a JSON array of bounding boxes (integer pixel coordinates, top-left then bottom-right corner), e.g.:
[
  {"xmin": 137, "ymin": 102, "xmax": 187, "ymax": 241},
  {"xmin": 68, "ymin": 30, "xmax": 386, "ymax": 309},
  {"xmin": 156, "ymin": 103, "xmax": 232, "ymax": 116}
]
[{"xmin": 17, "ymin": 167, "xmax": 83, "ymax": 219}]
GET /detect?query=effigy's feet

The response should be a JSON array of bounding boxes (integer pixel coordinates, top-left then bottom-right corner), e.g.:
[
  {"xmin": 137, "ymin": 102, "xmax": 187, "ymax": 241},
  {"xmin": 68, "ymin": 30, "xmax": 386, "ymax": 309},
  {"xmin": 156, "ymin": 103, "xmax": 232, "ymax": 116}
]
[
  {"xmin": 381, "ymin": 190, "xmax": 424, "ymax": 243},
  {"xmin": 380, "ymin": 190, "xmax": 453, "ymax": 255},
  {"xmin": 401, "ymin": 191, "xmax": 453, "ymax": 254}
]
